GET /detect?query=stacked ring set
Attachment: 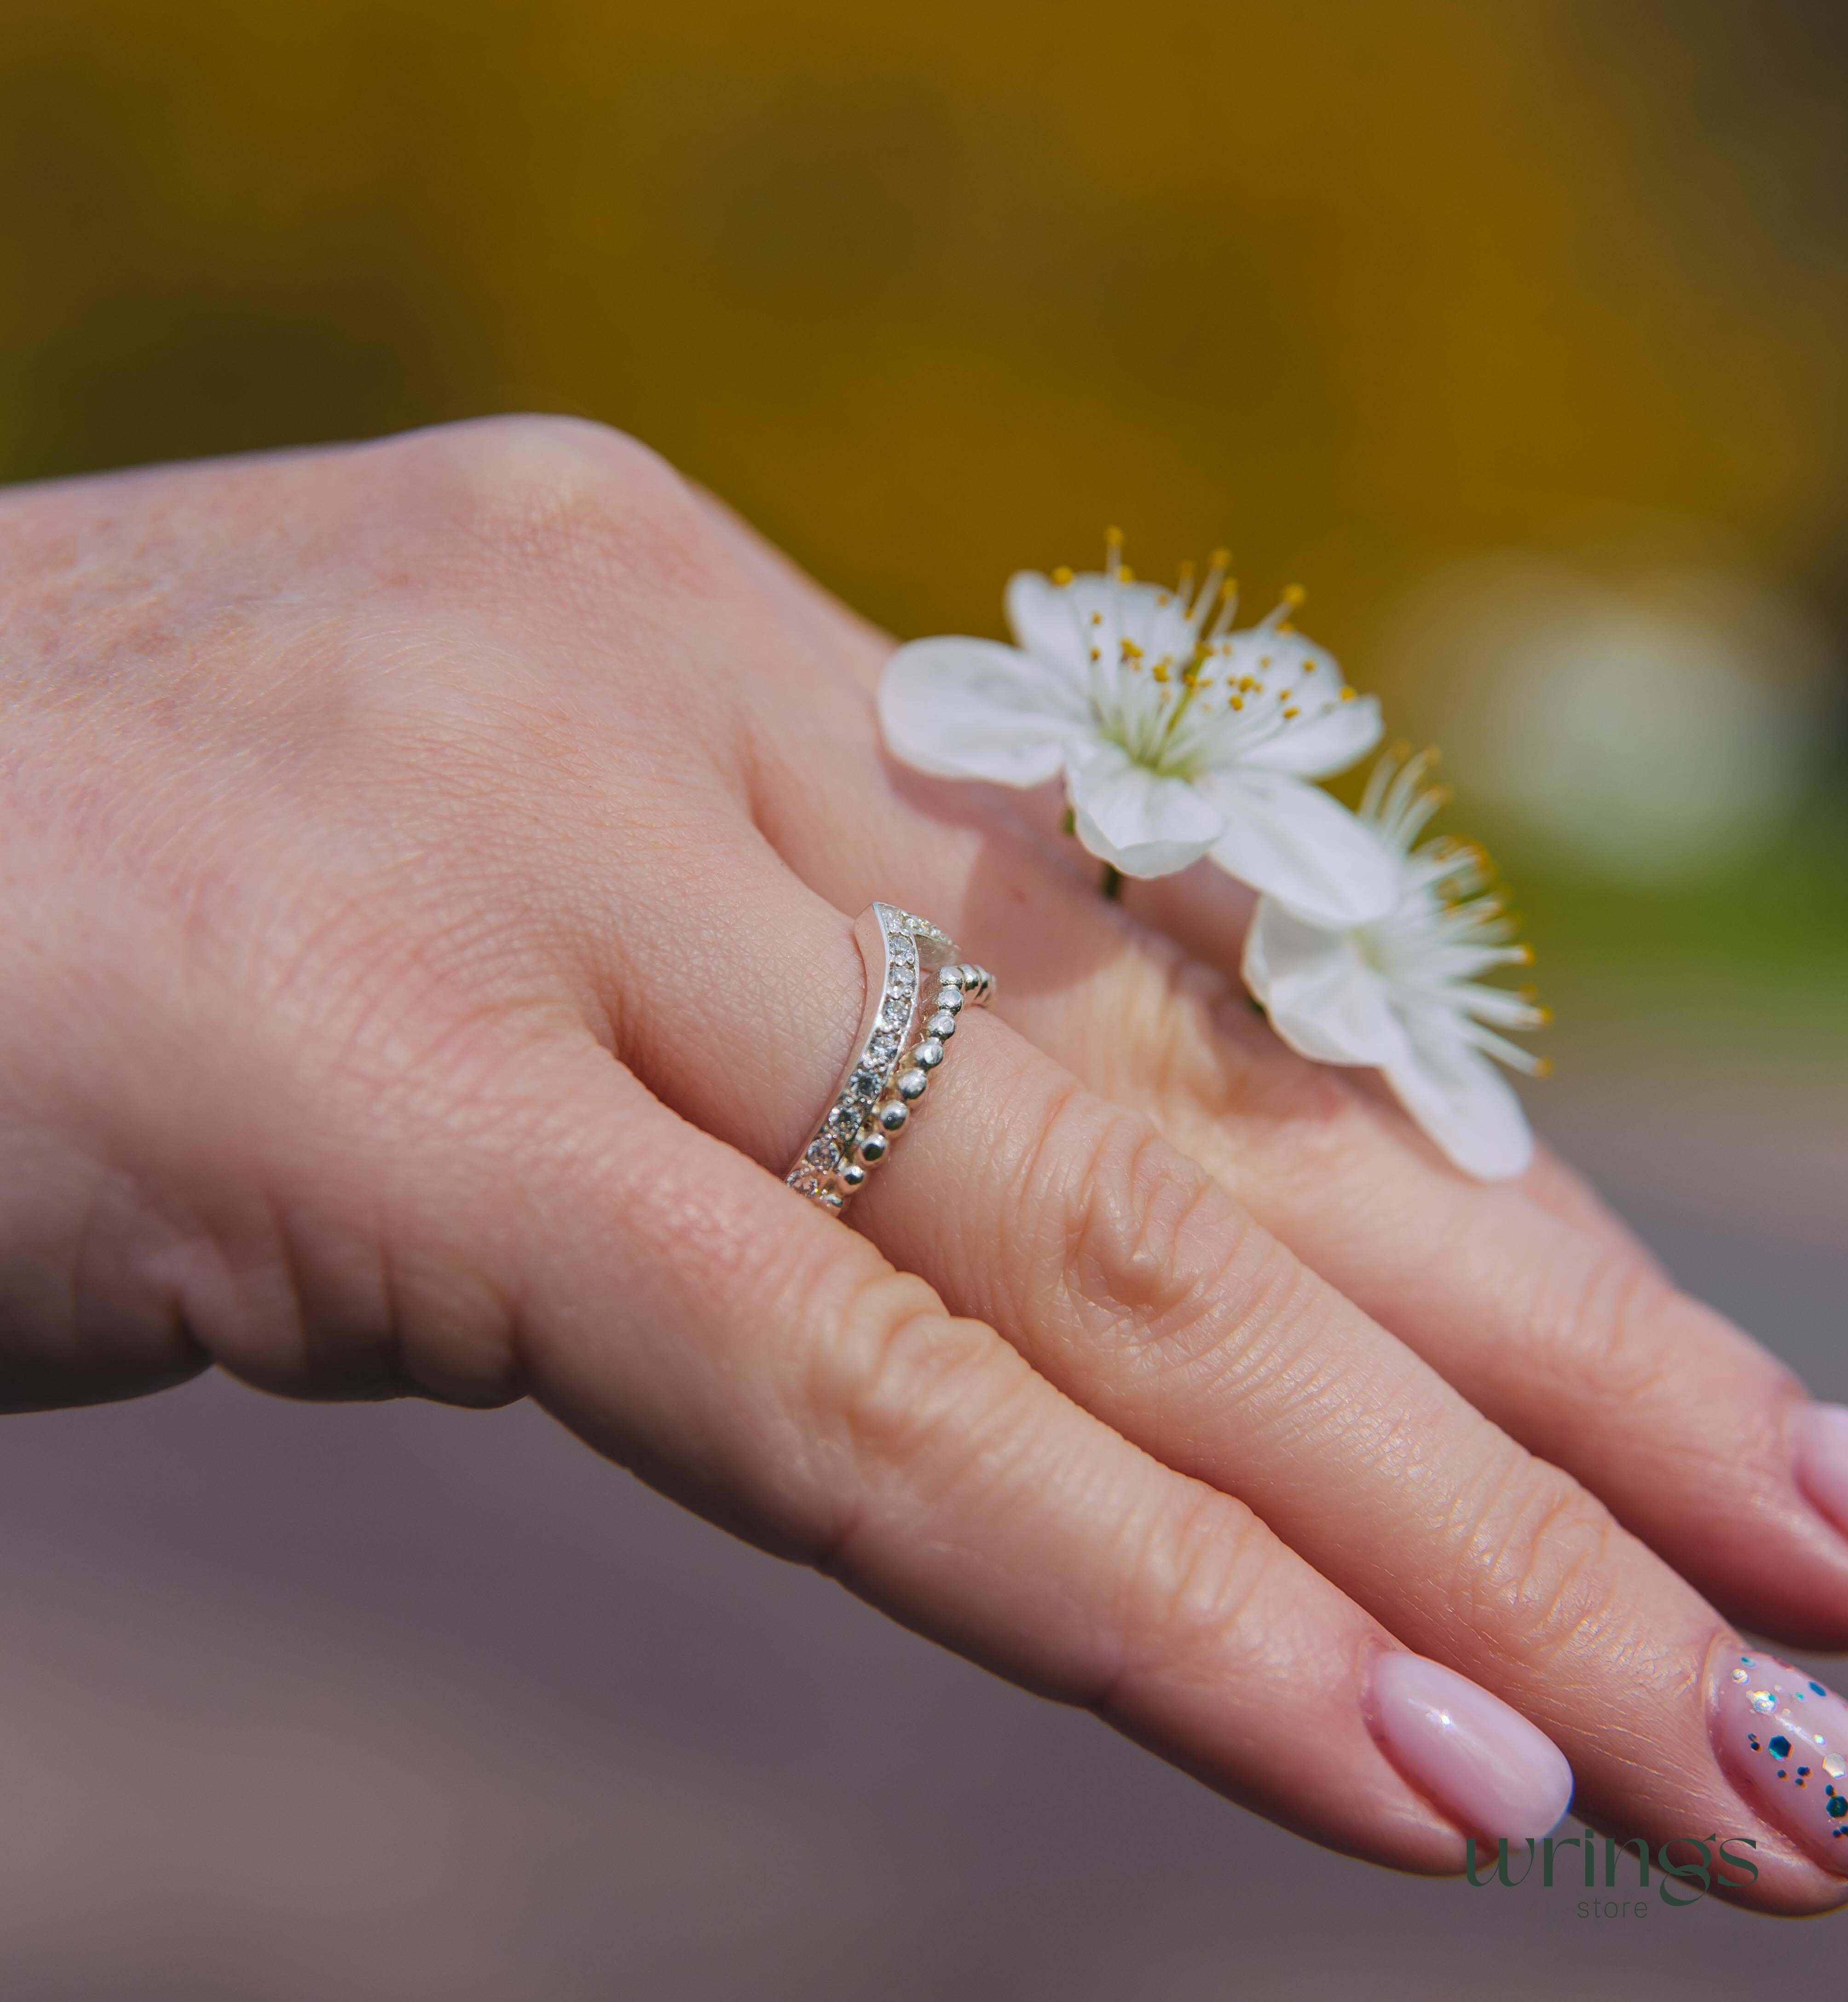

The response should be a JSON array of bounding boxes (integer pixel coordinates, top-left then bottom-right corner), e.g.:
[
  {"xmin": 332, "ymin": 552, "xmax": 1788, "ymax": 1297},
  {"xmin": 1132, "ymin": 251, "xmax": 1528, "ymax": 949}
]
[{"xmin": 785, "ymin": 903, "xmax": 994, "ymax": 1214}]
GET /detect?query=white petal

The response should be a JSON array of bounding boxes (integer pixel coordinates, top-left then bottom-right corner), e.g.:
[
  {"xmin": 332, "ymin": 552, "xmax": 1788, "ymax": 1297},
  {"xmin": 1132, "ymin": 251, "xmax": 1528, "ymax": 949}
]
[
  {"xmin": 1383, "ymin": 1013, "xmax": 1535, "ymax": 1180},
  {"xmin": 1043, "ymin": 572, "xmax": 1207, "ymax": 678},
  {"xmin": 1217, "ymin": 630, "xmax": 1343, "ymax": 689},
  {"xmin": 1239, "ymin": 694, "xmax": 1385, "ymax": 778},
  {"xmin": 1200, "ymin": 770, "xmax": 1399, "ymax": 925},
  {"xmin": 1005, "ymin": 570, "xmax": 1089, "ymax": 675},
  {"xmin": 1066, "ymin": 740, "xmax": 1225, "ymax": 878},
  {"xmin": 877, "ymin": 636, "xmax": 1083, "ymax": 787},
  {"xmin": 1241, "ymin": 899, "xmax": 1410, "ymax": 1066}
]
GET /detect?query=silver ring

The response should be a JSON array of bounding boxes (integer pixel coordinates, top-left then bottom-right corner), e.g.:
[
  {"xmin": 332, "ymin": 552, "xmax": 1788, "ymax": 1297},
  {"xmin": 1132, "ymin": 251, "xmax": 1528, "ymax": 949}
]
[{"xmin": 786, "ymin": 903, "xmax": 995, "ymax": 1213}]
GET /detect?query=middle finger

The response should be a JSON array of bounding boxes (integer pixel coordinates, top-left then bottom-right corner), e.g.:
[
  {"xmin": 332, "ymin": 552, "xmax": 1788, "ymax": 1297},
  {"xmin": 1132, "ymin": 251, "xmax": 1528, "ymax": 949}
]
[{"xmin": 733, "ymin": 622, "xmax": 1848, "ymax": 1652}]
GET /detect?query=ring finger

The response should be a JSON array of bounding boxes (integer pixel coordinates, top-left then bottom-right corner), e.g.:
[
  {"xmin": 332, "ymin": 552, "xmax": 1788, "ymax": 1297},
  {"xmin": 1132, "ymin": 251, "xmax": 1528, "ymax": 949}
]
[{"xmin": 574, "ymin": 807, "xmax": 1846, "ymax": 1912}]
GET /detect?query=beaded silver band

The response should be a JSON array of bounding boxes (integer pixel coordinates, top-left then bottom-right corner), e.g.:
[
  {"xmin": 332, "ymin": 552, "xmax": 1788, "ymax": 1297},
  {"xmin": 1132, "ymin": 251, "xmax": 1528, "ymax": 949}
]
[{"xmin": 785, "ymin": 903, "xmax": 994, "ymax": 1213}]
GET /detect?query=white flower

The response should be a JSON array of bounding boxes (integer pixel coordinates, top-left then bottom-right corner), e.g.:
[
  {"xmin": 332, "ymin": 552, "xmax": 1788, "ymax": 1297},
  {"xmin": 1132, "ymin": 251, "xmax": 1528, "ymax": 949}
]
[
  {"xmin": 1241, "ymin": 750, "xmax": 1549, "ymax": 1180},
  {"xmin": 878, "ymin": 538, "xmax": 1395, "ymax": 924}
]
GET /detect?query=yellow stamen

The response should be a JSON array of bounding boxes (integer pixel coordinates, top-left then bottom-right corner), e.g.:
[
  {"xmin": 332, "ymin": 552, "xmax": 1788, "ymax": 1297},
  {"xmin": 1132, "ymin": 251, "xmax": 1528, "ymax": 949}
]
[
  {"xmin": 1282, "ymin": 584, "xmax": 1306, "ymax": 608},
  {"xmin": 1339, "ymin": 687, "xmax": 1357, "ymax": 701},
  {"xmin": 1151, "ymin": 662, "xmax": 1171, "ymax": 683},
  {"xmin": 1052, "ymin": 565, "xmax": 1074, "ymax": 586},
  {"xmin": 1282, "ymin": 707, "xmax": 1299, "ymax": 719}
]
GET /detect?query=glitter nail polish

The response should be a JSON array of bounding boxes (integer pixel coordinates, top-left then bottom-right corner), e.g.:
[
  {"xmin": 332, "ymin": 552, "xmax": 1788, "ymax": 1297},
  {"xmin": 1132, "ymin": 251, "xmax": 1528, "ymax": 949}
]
[{"xmin": 1709, "ymin": 1643, "xmax": 1848, "ymax": 1874}]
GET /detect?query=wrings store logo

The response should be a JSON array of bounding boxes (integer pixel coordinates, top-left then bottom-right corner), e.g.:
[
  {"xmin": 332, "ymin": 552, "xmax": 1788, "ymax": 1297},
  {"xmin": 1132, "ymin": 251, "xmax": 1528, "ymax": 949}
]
[{"xmin": 1466, "ymin": 1832, "xmax": 1759, "ymax": 1914}]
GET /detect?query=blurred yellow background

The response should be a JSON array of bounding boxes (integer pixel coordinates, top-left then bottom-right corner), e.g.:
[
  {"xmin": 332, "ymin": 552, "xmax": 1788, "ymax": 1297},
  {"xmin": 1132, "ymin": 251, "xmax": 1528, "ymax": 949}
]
[{"xmin": 3, "ymin": 0, "xmax": 1844, "ymax": 1043}]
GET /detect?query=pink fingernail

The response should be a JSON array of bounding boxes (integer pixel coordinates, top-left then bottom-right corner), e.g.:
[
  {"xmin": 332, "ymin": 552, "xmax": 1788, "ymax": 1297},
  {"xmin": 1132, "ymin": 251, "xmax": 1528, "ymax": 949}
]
[
  {"xmin": 1794, "ymin": 1404, "xmax": 1848, "ymax": 1541},
  {"xmin": 1369, "ymin": 1652, "xmax": 1574, "ymax": 1839},
  {"xmin": 1709, "ymin": 1643, "xmax": 1848, "ymax": 1874}
]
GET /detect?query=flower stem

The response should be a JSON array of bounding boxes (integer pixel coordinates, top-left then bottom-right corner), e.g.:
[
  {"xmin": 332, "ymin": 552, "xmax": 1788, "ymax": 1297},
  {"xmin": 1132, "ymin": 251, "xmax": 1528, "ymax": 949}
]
[{"xmin": 1099, "ymin": 863, "xmax": 1123, "ymax": 901}]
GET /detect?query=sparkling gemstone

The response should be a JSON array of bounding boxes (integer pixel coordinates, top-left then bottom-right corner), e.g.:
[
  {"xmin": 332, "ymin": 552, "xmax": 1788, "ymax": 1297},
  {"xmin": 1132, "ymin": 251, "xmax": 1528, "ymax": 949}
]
[
  {"xmin": 881, "ymin": 996, "xmax": 910, "ymax": 1028},
  {"xmin": 1750, "ymin": 1691, "xmax": 1777, "ymax": 1713},
  {"xmin": 869, "ymin": 1031, "xmax": 900, "ymax": 1065},
  {"xmin": 851, "ymin": 1067, "xmax": 881, "ymax": 1101},
  {"xmin": 890, "ymin": 934, "xmax": 916, "ymax": 964},
  {"xmin": 828, "ymin": 1103, "xmax": 862, "ymax": 1140},
  {"xmin": 806, "ymin": 1137, "xmax": 841, "ymax": 1171},
  {"xmin": 1826, "ymin": 1755, "xmax": 1846, "ymax": 1779},
  {"xmin": 890, "ymin": 965, "xmax": 916, "ymax": 992}
]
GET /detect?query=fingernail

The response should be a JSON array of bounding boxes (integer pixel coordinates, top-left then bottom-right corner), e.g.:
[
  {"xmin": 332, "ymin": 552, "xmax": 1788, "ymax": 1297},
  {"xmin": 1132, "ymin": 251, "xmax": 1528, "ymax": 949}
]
[
  {"xmin": 1369, "ymin": 1652, "xmax": 1574, "ymax": 1839},
  {"xmin": 1709, "ymin": 1642, "xmax": 1848, "ymax": 1874},
  {"xmin": 1794, "ymin": 1404, "xmax": 1848, "ymax": 1540}
]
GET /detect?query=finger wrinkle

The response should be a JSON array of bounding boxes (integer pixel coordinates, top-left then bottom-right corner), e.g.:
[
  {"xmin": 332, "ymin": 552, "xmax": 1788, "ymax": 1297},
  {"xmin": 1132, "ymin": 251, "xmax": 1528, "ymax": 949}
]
[
  {"xmin": 1094, "ymin": 1483, "xmax": 1282, "ymax": 1718},
  {"xmin": 1444, "ymin": 1449, "xmax": 1635, "ymax": 1673}
]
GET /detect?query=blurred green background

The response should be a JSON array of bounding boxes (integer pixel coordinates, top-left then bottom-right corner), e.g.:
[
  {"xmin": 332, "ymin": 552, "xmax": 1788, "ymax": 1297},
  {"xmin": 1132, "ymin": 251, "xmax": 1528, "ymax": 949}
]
[{"xmin": 3, "ymin": 0, "xmax": 1844, "ymax": 1054}]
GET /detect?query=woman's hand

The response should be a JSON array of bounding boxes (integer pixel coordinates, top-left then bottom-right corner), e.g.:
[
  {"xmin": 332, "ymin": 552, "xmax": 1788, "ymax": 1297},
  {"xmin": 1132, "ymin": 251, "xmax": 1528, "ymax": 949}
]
[{"xmin": 4, "ymin": 417, "xmax": 1845, "ymax": 1909}]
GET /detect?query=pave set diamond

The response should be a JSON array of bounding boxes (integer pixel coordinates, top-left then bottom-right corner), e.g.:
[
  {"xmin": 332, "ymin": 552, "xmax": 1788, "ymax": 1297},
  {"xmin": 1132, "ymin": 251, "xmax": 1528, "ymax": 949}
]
[{"xmin": 785, "ymin": 903, "xmax": 993, "ymax": 1213}]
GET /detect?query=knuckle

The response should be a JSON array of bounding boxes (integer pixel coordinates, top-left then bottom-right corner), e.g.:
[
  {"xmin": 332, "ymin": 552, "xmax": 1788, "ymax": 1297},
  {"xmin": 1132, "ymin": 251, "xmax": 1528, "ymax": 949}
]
[
  {"xmin": 1525, "ymin": 1241, "xmax": 1682, "ymax": 1409},
  {"xmin": 1089, "ymin": 932, "xmax": 1360, "ymax": 1136},
  {"xmin": 1452, "ymin": 1449, "xmax": 1628, "ymax": 1662},
  {"xmin": 440, "ymin": 411, "xmax": 677, "ymax": 495},
  {"xmin": 1110, "ymin": 1484, "xmax": 1276, "ymax": 1694},
  {"xmin": 804, "ymin": 1263, "xmax": 1023, "ymax": 1506},
  {"xmin": 421, "ymin": 413, "xmax": 714, "ymax": 591},
  {"xmin": 1033, "ymin": 1084, "xmax": 1301, "ymax": 1374}
]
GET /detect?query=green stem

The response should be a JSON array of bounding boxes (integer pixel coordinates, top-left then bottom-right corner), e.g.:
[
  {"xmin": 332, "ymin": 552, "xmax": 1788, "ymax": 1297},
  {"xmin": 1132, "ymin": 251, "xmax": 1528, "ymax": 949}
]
[{"xmin": 1099, "ymin": 863, "xmax": 1124, "ymax": 901}]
